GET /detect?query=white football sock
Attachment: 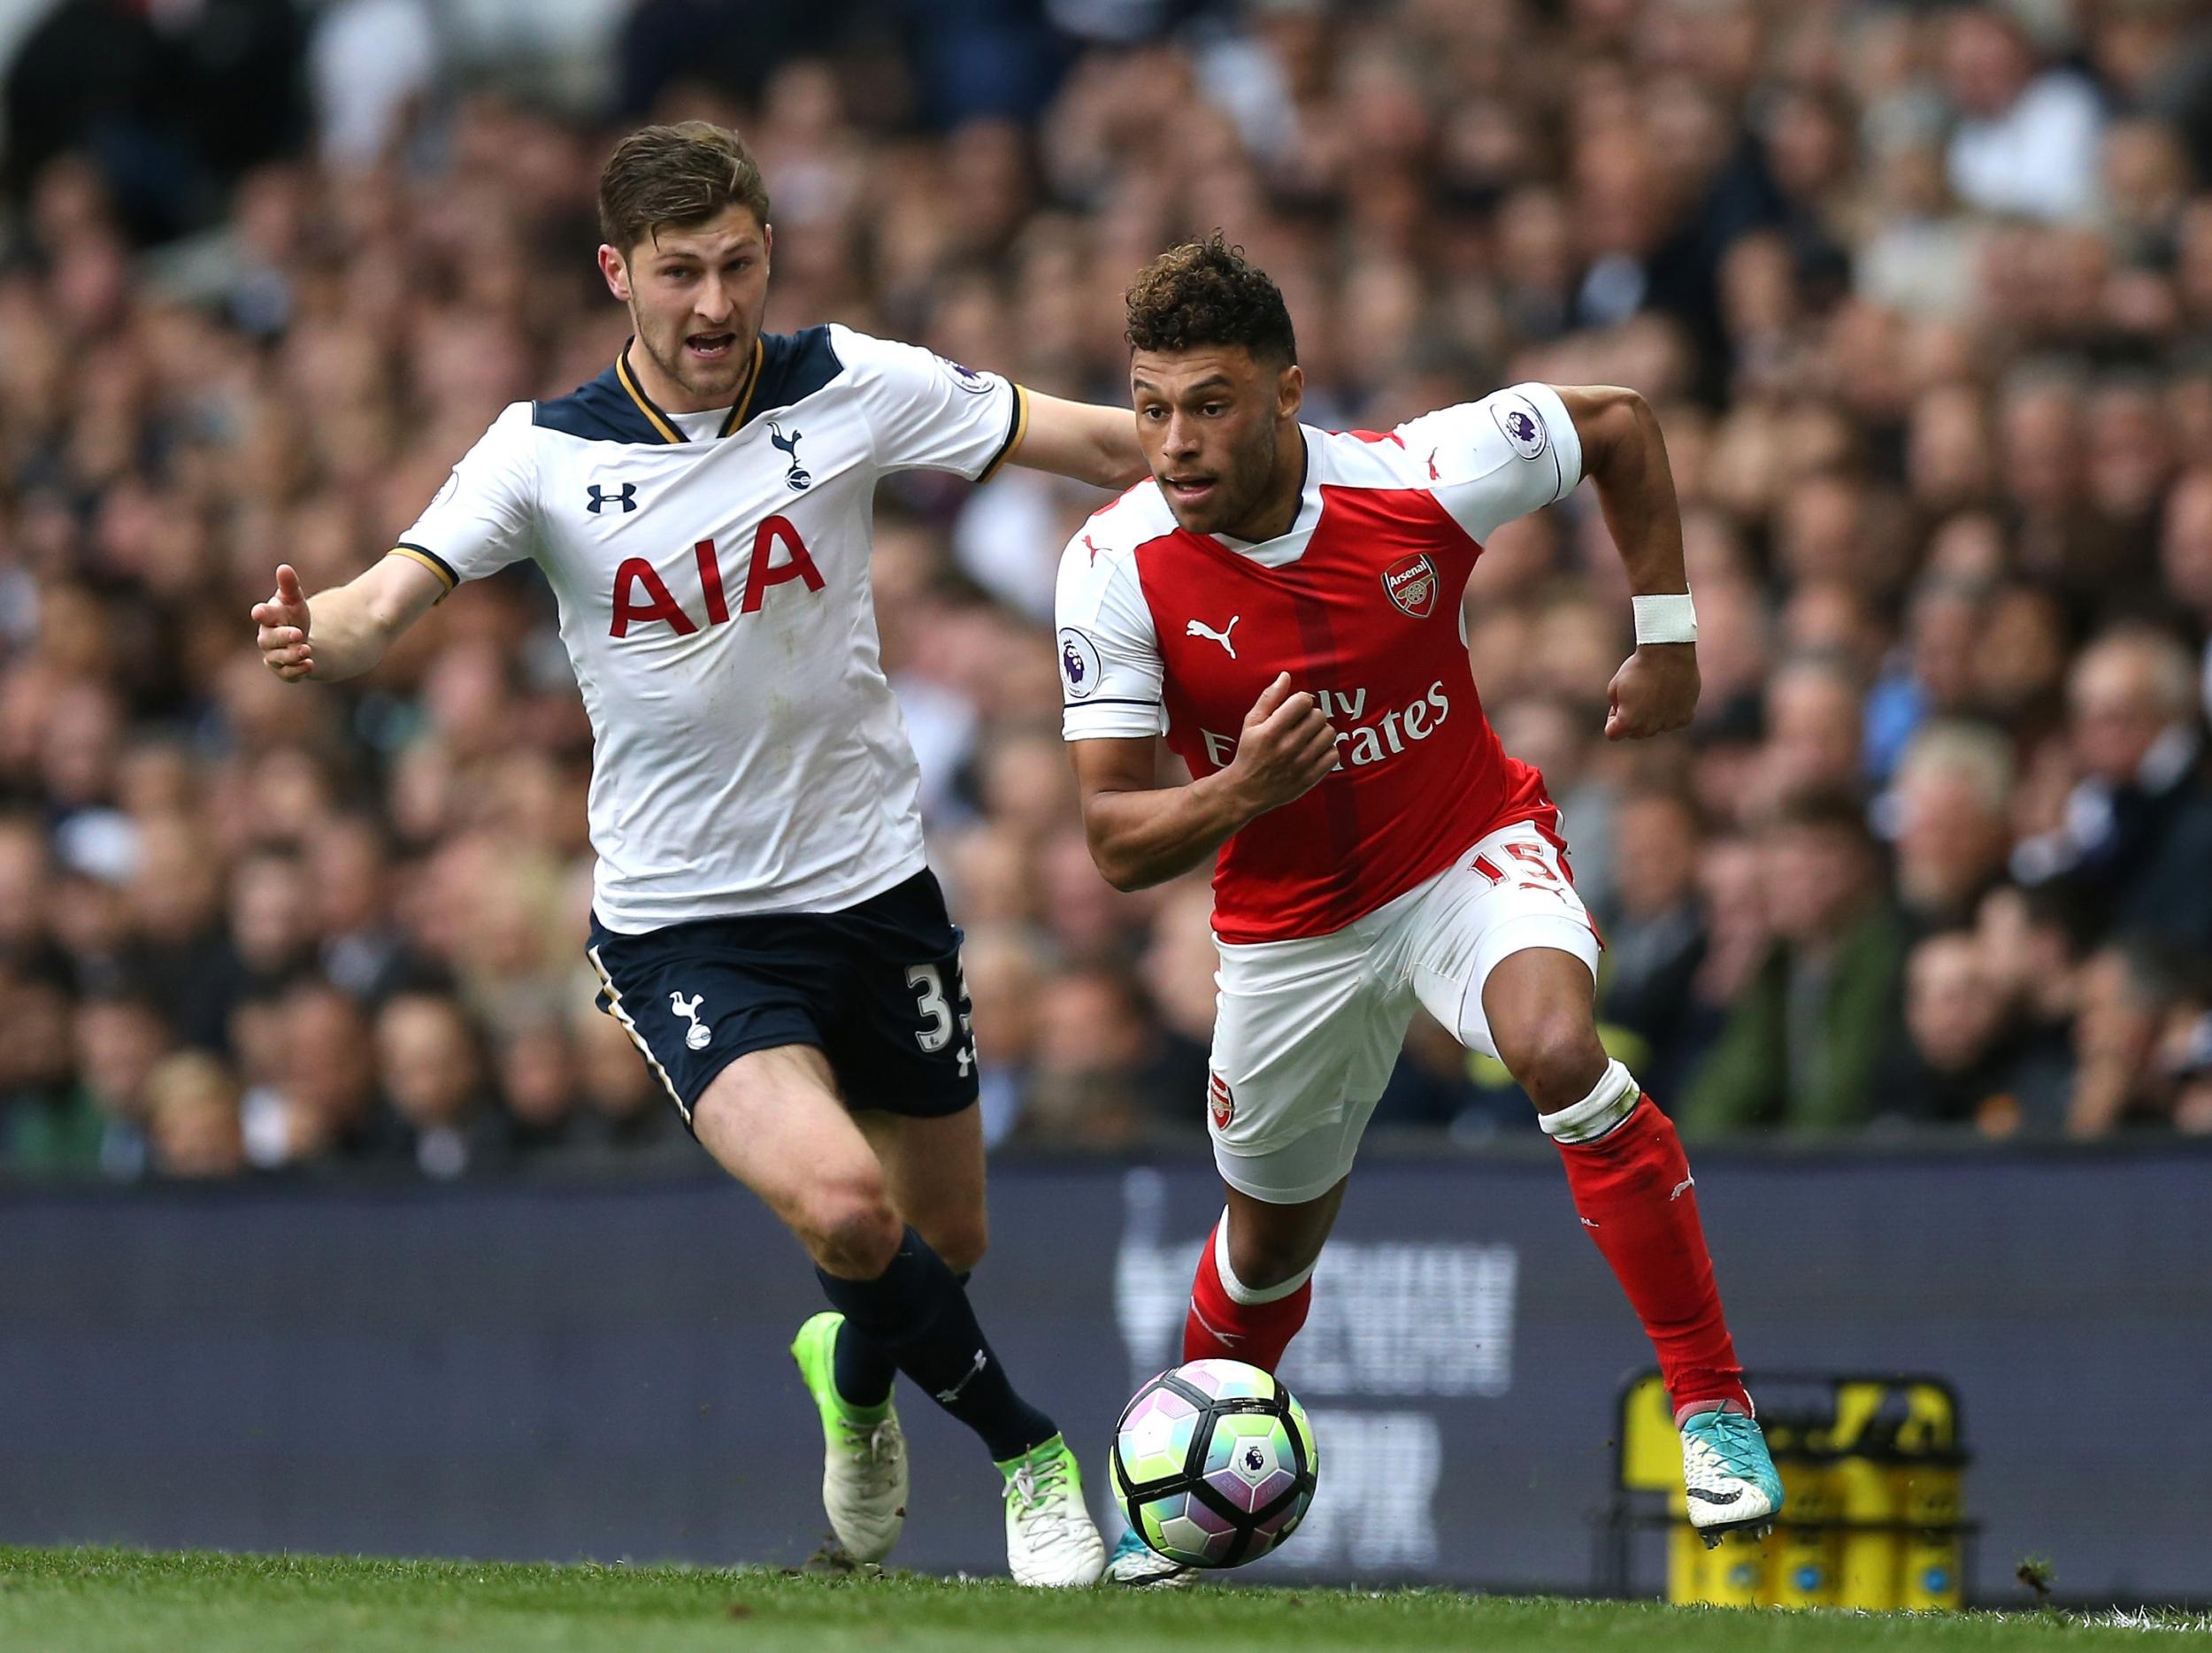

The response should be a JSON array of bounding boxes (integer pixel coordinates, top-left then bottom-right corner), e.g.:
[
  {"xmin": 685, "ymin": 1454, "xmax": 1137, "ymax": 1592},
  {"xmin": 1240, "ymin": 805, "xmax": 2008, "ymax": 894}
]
[
  {"xmin": 1537, "ymin": 1058, "xmax": 1641, "ymax": 1144},
  {"xmin": 1213, "ymin": 1212, "xmax": 1316, "ymax": 1306}
]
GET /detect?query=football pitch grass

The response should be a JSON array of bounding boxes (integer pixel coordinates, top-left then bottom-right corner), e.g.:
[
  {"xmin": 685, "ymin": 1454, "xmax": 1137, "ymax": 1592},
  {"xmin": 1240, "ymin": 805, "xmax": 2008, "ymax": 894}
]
[{"xmin": 4, "ymin": 1549, "xmax": 2208, "ymax": 1652}]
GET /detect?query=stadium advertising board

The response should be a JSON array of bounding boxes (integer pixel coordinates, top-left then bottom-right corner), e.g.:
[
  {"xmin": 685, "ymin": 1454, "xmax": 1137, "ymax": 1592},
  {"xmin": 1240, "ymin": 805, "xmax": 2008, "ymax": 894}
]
[{"xmin": 1, "ymin": 1144, "xmax": 2205, "ymax": 1603}]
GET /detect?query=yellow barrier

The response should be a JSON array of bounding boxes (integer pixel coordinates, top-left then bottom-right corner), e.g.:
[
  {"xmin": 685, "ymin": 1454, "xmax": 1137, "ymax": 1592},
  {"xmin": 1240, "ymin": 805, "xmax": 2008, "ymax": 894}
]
[{"xmin": 1610, "ymin": 1372, "xmax": 1971, "ymax": 1611}]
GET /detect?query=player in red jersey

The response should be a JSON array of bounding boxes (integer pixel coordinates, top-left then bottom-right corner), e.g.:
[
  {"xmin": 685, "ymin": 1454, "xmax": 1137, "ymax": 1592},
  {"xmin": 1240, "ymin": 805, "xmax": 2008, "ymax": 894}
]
[{"xmin": 1055, "ymin": 237, "xmax": 1782, "ymax": 1584}]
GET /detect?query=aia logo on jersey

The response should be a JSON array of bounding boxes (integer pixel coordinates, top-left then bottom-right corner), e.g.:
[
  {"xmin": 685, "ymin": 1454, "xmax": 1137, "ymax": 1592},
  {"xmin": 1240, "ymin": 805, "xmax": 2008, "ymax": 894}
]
[
  {"xmin": 1383, "ymin": 553, "xmax": 1438, "ymax": 619},
  {"xmin": 608, "ymin": 517, "xmax": 825, "ymax": 638},
  {"xmin": 1208, "ymin": 1072, "xmax": 1235, "ymax": 1130}
]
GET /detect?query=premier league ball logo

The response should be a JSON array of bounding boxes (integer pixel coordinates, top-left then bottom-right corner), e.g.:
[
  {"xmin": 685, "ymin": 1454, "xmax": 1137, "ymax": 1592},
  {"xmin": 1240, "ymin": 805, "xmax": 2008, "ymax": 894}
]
[
  {"xmin": 1057, "ymin": 627, "xmax": 1101, "ymax": 698},
  {"xmin": 1493, "ymin": 397, "xmax": 1549, "ymax": 459},
  {"xmin": 936, "ymin": 354, "xmax": 993, "ymax": 394}
]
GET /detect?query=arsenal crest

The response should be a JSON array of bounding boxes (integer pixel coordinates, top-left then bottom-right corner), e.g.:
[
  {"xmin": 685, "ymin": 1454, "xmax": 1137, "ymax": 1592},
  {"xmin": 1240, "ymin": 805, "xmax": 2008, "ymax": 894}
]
[
  {"xmin": 1208, "ymin": 1072, "xmax": 1235, "ymax": 1129},
  {"xmin": 1383, "ymin": 553, "xmax": 1438, "ymax": 619}
]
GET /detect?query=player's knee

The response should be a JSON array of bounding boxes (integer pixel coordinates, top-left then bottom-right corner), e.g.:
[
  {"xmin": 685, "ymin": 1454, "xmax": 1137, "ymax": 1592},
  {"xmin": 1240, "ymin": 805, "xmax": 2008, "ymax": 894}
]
[
  {"xmin": 1226, "ymin": 1227, "xmax": 1322, "ymax": 1294},
  {"xmin": 798, "ymin": 1175, "xmax": 902, "ymax": 1279},
  {"xmin": 924, "ymin": 1210, "xmax": 988, "ymax": 1277},
  {"xmin": 1499, "ymin": 1010, "xmax": 1609, "ymax": 1113}
]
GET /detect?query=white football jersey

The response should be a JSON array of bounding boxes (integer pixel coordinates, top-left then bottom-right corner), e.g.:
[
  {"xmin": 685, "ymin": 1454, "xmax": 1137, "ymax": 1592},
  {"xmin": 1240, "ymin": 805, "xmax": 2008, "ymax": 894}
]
[{"xmin": 393, "ymin": 325, "xmax": 1030, "ymax": 934}]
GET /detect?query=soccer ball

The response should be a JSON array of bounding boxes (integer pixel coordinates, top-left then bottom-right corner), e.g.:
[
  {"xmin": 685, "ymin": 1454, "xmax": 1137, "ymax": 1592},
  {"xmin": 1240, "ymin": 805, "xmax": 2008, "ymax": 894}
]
[{"xmin": 1110, "ymin": 1357, "xmax": 1319, "ymax": 1568}]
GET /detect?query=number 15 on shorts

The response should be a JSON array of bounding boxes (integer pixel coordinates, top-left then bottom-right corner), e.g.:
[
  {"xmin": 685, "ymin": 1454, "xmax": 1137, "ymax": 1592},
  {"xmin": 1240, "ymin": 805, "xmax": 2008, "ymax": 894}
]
[{"xmin": 908, "ymin": 961, "xmax": 977, "ymax": 1077}]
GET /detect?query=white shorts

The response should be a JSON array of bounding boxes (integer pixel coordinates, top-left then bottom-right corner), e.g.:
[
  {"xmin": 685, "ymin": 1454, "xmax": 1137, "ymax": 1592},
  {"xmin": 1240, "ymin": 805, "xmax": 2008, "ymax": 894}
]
[{"xmin": 1207, "ymin": 819, "xmax": 1601, "ymax": 1204}]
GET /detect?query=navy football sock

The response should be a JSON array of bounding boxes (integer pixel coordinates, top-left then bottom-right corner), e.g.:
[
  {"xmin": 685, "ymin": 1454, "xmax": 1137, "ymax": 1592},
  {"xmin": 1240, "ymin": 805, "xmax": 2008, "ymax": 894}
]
[
  {"xmin": 816, "ymin": 1230, "xmax": 1056, "ymax": 1462},
  {"xmin": 831, "ymin": 1319, "xmax": 898, "ymax": 1411}
]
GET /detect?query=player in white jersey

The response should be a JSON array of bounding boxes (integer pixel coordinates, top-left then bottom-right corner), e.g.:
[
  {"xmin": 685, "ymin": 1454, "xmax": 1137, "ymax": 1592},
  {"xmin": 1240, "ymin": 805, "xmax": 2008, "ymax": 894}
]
[{"xmin": 250, "ymin": 123, "xmax": 1132, "ymax": 1586}]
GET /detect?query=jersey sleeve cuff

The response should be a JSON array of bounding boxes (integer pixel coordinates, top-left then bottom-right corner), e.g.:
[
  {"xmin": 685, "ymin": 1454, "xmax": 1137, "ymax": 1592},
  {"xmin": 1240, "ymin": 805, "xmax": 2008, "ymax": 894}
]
[
  {"xmin": 976, "ymin": 383, "xmax": 1031, "ymax": 483},
  {"xmin": 1517, "ymin": 381, "xmax": 1583, "ymax": 501},
  {"xmin": 388, "ymin": 542, "xmax": 458, "ymax": 598},
  {"xmin": 1063, "ymin": 700, "xmax": 1167, "ymax": 741}
]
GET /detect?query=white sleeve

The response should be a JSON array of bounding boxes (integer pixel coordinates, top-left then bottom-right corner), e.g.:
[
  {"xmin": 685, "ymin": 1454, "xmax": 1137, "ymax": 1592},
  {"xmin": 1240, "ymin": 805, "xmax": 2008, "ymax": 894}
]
[
  {"xmin": 1396, "ymin": 381, "xmax": 1584, "ymax": 543},
  {"xmin": 393, "ymin": 401, "xmax": 537, "ymax": 590},
  {"xmin": 1055, "ymin": 535, "xmax": 1165, "ymax": 742},
  {"xmin": 831, "ymin": 324, "xmax": 1028, "ymax": 482}
]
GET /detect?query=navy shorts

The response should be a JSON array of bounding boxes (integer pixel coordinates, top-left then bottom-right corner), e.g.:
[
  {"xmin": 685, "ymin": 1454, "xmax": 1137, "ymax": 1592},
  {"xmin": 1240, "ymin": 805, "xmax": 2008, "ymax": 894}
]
[{"xmin": 585, "ymin": 869, "xmax": 978, "ymax": 1129}]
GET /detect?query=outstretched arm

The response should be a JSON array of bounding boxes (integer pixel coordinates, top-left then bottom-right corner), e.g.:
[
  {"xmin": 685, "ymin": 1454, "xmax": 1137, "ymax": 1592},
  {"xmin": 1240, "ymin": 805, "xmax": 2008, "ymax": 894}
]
[
  {"xmin": 1072, "ymin": 674, "xmax": 1339, "ymax": 891},
  {"xmin": 1554, "ymin": 384, "xmax": 1698, "ymax": 742},
  {"xmin": 1010, "ymin": 392, "xmax": 1148, "ymax": 490},
  {"xmin": 252, "ymin": 555, "xmax": 446, "ymax": 682}
]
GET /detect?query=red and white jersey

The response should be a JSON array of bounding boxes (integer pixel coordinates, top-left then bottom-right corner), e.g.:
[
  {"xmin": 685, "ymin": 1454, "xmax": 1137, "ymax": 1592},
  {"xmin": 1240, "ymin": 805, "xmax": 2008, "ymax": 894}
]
[{"xmin": 1056, "ymin": 383, "xmax": 1582, "ymax": 944}]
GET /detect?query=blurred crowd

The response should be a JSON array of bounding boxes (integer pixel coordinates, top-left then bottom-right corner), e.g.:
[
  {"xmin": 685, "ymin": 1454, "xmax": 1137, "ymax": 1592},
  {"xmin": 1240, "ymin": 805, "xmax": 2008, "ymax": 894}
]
[{"xmin": 6, "ymin": 0, "xmax": 2212, "ymax": 1185}]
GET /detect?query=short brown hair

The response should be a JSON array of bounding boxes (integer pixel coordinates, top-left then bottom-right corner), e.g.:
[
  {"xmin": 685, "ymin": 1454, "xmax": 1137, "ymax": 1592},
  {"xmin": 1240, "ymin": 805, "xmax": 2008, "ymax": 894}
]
[
  {"xmin": 1125, "ymin": 234, "xmax": 1297, "ymax": 367},
  {"xmin": 597, "ymin": 121, "xmax": 771, "ymax": 254}
]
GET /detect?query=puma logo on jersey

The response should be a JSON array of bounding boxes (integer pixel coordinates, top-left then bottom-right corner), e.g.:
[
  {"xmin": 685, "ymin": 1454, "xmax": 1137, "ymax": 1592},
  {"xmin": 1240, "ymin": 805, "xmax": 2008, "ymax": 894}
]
[
  {"xmin": 1082, "ymin": 534, "xmax": 1103, "ymax": 564},
  {"xmin": 1187, "ymin": 616, "xmax": 1240, "ymax": 657},
  {"xmin": 668, "ymin": 991, "xmax": 710, "ymax": 1049},
  {"xmin": 768, "ymin": 420, "xmax": 811, "ymax": 491},
  {"xmin": 587, "ymin": 481, "xmax": 638, "ymax": 514},
  {"xmin": 1671, "ymin": 1175, "xmax": 1695, "ymax": 1201},
  {"xmin": 1426, "ymin": 450, "xmax": 1440, "ymax": 481}
]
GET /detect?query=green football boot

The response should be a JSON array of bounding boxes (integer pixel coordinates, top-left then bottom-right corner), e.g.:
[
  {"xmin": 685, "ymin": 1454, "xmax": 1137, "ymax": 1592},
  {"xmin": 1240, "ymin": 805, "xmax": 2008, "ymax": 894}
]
[
  {"xmin": 790, "ymin": 1311, "xmax": 907, "ymax": 1563},
  {"xmin": 997, "ymin": 1434, "xmax": 1105, "ymax": 1587}
]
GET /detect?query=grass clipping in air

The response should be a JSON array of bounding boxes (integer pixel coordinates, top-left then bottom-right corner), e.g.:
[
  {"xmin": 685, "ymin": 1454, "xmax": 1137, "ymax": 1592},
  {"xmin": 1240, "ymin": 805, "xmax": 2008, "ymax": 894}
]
[{"xmin": 2, "ymin": 1547, "xmax": 2206, "ymax": 1651}]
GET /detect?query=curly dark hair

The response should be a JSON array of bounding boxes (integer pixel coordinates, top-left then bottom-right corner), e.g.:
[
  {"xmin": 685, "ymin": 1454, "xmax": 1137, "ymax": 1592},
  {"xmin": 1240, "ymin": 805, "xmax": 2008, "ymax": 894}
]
[{"xmin": 1124, "ymin": 234, "xmax": 1298, "ymax": 367}]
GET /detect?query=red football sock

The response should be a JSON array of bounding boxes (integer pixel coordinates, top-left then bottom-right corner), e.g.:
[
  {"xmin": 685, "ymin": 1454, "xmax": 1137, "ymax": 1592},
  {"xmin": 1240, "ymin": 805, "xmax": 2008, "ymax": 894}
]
[
  {"xmin": 1180, "ymin": 1220, "xmax": 1313, "ymax": 1373},
  {"xmin": 1555, "ymin": 1096, "xmax": 1749, "ymax": 1417}
]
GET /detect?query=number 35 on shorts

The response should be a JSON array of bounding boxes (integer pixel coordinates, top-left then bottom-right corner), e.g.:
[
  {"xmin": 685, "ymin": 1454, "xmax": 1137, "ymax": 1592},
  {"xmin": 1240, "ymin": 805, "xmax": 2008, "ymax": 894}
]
[{"xmin": 907, "ymin": 960, "xmax": 977, "ymax": 1077}]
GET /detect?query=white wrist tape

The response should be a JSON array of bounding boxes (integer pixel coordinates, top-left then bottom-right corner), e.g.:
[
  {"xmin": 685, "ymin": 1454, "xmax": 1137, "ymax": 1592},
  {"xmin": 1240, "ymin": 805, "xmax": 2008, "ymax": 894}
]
[{"xmin": 1632, "ymin": 592, "xmax": 1697, "ymax": 645}]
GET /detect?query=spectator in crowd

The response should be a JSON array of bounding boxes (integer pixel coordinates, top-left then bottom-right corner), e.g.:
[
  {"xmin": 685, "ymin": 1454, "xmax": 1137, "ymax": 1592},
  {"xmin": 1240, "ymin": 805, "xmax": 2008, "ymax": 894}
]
[
  {"xmin": 2067, "ymin": 935, "xmax": 2207, "ymax": 1135},
  {"xmin": 495, "ymin": 1015, "xmax": 588, "ymax": 1159},
  {"xmin": 1595, "ymin": 784, "xmax": 1710, "ymax": 1103},
  {"xmin": 1888, "ymin": 720, "xmax": 2015, "ymax": 934},
  {"xmin": 375, "ymin": 989, "xmax": 507, "ymax": 1180},
  {"xmin": 568, "ymin": 1002, "xmax": 684, "ymax": 1157},
  {"xmin": 1878, "ymin": 928, "xmax": 2070, "ymax": 1133},
  {"xmin": 1679, "ymin": 791, "xmax": 1907, "ymax": 1134},
  {"xmin": 143, "ymin": 1049, "xmax": 247, "ymax": 1179},
  {"xmin": 2014, "ymin": 627, "xmax": 2212, "ymax": 950},
  {"xmin": 72, "ymin": 980, "xmax": 173, "ymax": 1180}
]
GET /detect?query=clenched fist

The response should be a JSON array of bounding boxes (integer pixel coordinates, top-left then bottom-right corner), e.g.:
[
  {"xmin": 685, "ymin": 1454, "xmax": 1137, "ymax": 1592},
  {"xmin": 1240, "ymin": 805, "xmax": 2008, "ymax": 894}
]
[{"xmin": 1222, "ymin": 672, "xmax": 1340, "ymax": 815}]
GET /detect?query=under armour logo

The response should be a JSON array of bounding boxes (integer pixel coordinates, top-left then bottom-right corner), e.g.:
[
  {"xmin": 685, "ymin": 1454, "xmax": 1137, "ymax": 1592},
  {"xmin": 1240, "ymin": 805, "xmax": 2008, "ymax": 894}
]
[
  {"xmin": 1187, "ymin": 616, "xmax": 1240, "ymax": 658},
  {"xmin": 934, "ymin": 1349, "xmax": 988, "ymax": 1403},
  {"xmin": 588, "ymin": 481, "xmax": 638, "ymax": 514},
  {"xmin": 768, "ymin": 420, "xmax": 811, "ymax": 491},
  {"xmin": 668, "ymin": 990, "xmax": 710, "ymax": 1050}
]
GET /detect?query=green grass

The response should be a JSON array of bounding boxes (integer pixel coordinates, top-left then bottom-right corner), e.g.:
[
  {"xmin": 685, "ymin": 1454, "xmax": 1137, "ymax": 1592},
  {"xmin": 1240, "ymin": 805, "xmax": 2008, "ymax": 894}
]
[{"xmin": 1, "ymin": 1548, "xmax": 2206, "ymax": 1652}]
